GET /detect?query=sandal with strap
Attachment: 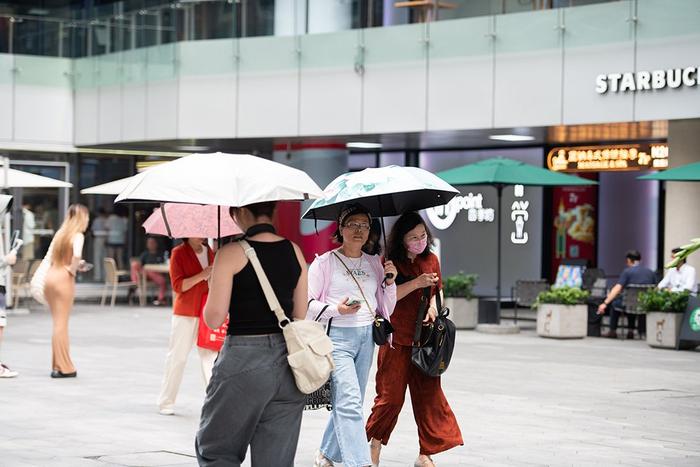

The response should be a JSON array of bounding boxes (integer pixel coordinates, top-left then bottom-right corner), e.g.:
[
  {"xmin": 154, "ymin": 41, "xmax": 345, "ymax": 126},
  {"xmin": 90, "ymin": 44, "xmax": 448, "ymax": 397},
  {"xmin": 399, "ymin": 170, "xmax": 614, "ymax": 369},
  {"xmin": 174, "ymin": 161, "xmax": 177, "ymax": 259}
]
[
  {"xmin": 313, "ymin": 450, "xmax": 334, "ymax": 467},
  {"xmin": 414, "ymin": 455, "xmax": 436, "ymax": 467}
]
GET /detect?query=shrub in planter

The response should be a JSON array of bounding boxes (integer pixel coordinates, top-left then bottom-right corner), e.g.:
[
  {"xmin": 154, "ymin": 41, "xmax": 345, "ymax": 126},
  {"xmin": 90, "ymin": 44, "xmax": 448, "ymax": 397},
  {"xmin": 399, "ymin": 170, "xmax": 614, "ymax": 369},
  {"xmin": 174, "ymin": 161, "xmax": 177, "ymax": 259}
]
[
  {"xmin": 639, "ymin": 289, "xmax": 690, "ymax": 349},
  {"xmin": 443, "ymin": 272, "xmax": 478, "ymax": 329},
  {"xmin": 443, "ymin": 272, "xmax": 478, "ymax": 300},
  {"xmin": 534, "ymin": 286, "xmax": 589, "ymax": 339}
]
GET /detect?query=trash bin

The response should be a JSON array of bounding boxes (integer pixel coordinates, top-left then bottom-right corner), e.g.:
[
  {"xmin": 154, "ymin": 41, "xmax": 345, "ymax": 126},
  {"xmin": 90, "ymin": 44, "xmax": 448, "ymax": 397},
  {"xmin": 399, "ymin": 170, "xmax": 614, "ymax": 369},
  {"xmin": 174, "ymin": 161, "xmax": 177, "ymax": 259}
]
[{"xmin": 587, "ymin": 301, "xmax": 602, "ymax": 337}]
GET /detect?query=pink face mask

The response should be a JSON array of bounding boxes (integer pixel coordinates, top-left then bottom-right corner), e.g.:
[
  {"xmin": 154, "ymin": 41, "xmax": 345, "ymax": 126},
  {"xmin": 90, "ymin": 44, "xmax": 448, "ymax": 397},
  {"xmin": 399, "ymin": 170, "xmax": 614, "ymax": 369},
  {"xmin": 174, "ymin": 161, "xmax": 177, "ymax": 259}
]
[{"xmin": 406, "ymin": 238, "xmax": 428, "ymax": 255}]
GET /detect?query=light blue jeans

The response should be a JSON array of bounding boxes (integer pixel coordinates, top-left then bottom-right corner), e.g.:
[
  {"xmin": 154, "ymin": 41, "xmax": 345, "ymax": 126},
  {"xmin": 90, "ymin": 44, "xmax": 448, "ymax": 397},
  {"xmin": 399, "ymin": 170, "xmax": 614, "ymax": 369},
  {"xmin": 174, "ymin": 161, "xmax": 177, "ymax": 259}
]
[{"xmin": 320, "ymin": 324, "xmax": 375, "ymax": 467}]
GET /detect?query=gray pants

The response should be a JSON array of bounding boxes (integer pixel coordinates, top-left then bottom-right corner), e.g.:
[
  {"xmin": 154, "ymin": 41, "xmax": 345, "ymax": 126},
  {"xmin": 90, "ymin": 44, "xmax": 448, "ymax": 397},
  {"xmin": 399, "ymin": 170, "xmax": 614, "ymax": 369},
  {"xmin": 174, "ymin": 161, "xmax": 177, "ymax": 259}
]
[{"xmin": 196, "ymin": 333, "xmax": 305, "ymax": 467}]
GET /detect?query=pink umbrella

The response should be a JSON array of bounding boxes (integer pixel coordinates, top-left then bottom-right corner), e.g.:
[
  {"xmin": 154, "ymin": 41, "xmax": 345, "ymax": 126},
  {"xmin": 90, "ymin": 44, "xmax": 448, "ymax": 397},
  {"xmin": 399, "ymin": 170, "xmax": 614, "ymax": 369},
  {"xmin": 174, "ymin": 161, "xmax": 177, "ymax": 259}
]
[{"xmin": 143, "ymin": 203, "xmax": 242, "ymax": 238}]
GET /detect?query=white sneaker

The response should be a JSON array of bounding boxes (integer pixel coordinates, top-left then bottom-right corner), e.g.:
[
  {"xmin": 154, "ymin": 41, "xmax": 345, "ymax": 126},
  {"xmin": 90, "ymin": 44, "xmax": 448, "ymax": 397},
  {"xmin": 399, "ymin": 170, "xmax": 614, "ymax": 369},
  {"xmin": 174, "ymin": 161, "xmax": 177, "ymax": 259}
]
[
  {"xmin": 313, "ymin": 450, "xmax": 334, "ymax": 467},
  {"xmin": 0, "ymin": 363, "xmax": 18, "ymax": 378},
  {"xmin": 158, "ymin": 407, "xmax": 175, "ymax": 416}
]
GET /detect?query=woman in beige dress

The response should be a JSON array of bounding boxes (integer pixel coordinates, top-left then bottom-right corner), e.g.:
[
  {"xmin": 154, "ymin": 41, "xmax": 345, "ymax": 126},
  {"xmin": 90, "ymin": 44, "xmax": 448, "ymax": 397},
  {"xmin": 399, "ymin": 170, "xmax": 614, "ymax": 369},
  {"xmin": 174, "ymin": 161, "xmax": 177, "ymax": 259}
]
[{"xmin": 45, "ymin": 204, "xmax": 90, "ymax": 378}]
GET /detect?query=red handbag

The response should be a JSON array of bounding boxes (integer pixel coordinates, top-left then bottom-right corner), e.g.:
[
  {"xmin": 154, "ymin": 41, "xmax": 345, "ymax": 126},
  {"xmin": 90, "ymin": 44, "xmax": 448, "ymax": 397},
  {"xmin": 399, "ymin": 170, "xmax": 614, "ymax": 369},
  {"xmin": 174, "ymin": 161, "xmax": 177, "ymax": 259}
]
[{"xmin": 196, "ymin": 293, "xmax": 228, "ymax": 352}]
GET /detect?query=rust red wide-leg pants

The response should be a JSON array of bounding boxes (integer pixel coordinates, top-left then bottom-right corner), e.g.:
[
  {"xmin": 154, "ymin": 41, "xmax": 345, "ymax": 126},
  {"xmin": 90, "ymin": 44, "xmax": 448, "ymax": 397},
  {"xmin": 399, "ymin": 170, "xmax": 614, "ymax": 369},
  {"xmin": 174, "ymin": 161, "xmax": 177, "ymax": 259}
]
[{"xmin": 365, "ymin": 344, "xmax": 463, "ymax": 455}]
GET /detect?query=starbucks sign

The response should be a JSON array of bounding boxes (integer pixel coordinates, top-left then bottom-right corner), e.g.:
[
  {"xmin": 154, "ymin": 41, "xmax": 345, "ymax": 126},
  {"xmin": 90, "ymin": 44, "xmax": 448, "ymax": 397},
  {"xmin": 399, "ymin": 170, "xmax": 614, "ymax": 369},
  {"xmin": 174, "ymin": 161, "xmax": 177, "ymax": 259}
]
[{"xmin": 690, "ymin": 307, "xmax": 700, "ymax": 332}]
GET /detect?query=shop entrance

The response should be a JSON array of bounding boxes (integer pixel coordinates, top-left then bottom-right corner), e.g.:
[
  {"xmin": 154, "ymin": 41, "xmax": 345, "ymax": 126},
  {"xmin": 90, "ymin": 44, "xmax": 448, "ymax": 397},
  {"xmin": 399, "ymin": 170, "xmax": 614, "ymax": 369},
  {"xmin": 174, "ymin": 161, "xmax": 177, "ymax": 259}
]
[{"xmin": 9, "ymin": 161, "xmax": 70, "ymax": 259}]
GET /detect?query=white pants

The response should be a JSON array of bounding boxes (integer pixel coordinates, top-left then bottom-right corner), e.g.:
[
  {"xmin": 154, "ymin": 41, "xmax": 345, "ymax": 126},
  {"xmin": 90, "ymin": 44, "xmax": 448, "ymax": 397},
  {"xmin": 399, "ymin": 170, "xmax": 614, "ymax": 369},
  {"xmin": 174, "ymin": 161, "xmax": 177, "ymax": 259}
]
[{"xmin": 157, "ymin": 314, "xmax": 218, "ymax": 411}]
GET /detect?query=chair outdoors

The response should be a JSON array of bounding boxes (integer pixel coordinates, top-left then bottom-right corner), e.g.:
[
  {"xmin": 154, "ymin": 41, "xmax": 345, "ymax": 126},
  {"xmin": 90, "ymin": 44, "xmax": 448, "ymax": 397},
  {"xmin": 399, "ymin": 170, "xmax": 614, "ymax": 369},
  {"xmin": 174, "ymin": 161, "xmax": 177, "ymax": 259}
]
[
  {"xmin": 512, "ymin": 279, "xmax": 550, "ymax": 323},
  {"xmin": 11, "ymin": 259, "xmax": 29, "ymax": 308},
  {"xmin": 13, "ymin": 259, "xmax": 42, "ymax": 308},
  {"xmin": 582, "ymin": 268, "xmax": 606, "ymax": 292},
  {"xmin": 101, "ymin": 257, "xmax": 137, "ymax": 307},
  {"xmin": 613, "ymin": 284, "xmax": 654, "ymax": 338}
]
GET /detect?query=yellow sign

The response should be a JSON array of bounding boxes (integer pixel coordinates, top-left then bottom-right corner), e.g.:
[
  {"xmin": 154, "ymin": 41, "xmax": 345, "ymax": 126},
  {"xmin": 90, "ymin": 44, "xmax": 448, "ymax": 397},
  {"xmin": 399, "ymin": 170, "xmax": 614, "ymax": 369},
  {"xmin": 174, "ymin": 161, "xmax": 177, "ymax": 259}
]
[{"xmin": 547, "ymin": 144, "xmax": 668, "ymax": 172}]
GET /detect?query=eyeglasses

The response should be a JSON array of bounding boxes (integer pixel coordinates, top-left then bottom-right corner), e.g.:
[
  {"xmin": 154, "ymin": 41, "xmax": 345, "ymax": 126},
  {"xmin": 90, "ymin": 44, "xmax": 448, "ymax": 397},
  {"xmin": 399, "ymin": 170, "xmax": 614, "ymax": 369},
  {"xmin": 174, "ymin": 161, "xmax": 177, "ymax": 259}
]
[{"xmin": 343, "ymin": 222, "xmax": 370, "ymax": 232}]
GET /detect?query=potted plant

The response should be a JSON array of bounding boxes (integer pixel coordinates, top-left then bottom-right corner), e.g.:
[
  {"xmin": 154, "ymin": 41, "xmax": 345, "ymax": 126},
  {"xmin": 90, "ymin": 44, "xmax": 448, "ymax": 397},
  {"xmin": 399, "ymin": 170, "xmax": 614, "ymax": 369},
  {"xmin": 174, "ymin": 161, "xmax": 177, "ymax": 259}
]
[
  {"xmin": 443, "ymin": 272, "xmax": 478, "ymax": 329},
  {"xmin": 534, "ymin": 286, "xmax": 589, "ymax": 339},
  {"xmin": 639, "ymin": 289, "xmax": 690, "ymax": 349}
]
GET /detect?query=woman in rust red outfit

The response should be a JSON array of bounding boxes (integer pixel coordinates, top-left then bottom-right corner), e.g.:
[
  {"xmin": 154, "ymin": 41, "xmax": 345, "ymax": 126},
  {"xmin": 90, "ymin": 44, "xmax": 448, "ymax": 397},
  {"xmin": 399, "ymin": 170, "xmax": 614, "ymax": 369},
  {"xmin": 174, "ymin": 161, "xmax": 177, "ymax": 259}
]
[{"xmin": 365, "ymin": 212, "xmax": 463, "ymax": 467}]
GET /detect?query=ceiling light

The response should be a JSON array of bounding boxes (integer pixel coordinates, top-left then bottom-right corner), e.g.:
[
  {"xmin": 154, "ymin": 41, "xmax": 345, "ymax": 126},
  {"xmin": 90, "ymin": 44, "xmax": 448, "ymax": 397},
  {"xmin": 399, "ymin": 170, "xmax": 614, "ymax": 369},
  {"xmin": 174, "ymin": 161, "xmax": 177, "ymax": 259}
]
[
  {"xmin": 177, "ymin": 145, "xmax": 210, "ymax": 151},
  {"xmin": 346, "ymin": 142, "xmax": 382, "ymax": 149},
  {"xmin": 489, "ymin": 134, "xmax": 535, "ymax": 142}
]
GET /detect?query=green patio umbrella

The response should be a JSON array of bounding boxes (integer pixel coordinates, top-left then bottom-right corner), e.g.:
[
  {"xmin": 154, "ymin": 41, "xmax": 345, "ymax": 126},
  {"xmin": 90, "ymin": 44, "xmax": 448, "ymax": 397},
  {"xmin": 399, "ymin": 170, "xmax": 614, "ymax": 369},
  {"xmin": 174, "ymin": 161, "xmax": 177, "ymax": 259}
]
[
  {"xmin": 638, "ymin": 161, "xmax": 700, "ymax": 181},
  {"xmin": 437, "ymin": 157, "xmax": 597, "ymax": 320}
]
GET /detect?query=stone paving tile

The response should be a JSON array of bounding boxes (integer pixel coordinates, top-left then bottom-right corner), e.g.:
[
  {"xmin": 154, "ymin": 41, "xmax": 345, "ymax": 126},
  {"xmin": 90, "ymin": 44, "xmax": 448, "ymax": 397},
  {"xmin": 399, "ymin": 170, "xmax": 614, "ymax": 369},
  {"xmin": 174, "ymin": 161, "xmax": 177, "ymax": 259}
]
[{"xmin": 1, "ymin": 304, "xmax": 699, "ymax": 466}]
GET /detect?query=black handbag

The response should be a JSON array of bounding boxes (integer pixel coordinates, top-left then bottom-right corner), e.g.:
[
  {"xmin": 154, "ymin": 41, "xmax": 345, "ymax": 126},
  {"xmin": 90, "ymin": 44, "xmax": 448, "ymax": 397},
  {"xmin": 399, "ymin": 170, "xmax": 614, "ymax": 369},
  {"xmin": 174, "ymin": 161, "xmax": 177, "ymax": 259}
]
[
  {"xmin": 411, "ymin": 287, "xmax": 456, "ymax": 377},
  {"xmin": 332, "ymin": 251, "xmax": 393, "ymax": 346},
  {"xmin": 305, "ymin": 305, "xmax": 333, "ymax": 411}
]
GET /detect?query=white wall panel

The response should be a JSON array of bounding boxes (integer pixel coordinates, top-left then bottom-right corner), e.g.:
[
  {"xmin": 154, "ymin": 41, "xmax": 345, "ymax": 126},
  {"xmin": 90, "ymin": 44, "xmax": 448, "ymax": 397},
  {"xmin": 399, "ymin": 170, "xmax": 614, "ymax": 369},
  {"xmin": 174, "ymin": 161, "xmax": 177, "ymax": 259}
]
[
  {"xmin": 363, "ymin": 63, "xmax": 426, "ymax": 133},
  {"xmin": 121, "ymin": 84, "xmax": 146, "ymax": 142},
  {"xmin": 238, "ymin": 70, "xmax": 298, "ymax": 137},
  {"xmin": 145, "ymin": 80, "xmax": 178, "ymax": 140},
  {"xmin": 635, "ymin": 35, "xmax": 700, "ymax": 122},
  {"xmin": 562, "ymin": 43, "xmax": 634, "ymax": 124},
  {"xmin": 0, "ymin": 55, "xmax": 13, "ymax": 141},
  {"xmin": 494, "ymin": 50, "xmax": 562, "ymax": 128},
  {"xmin": 300, "ymin": 69, "xmax": 361, "ymax": 135},
  {"xmin": 428, "ymin": 56, "xmax": 493, "ymax": 130},
  {"xmin": 98, "ymin": 85, "xmax": 122, "ymax": 144},
  {"xmin": 178, "ymin": 75, "xmax": 236, "ymax": 139},
  {"xmin": 74, "ymin": 89, "xmax": 98, "ymax": 145},
  {"xmin": 15, "ymin": 85, "xmax": 73, "ymax": 143}
]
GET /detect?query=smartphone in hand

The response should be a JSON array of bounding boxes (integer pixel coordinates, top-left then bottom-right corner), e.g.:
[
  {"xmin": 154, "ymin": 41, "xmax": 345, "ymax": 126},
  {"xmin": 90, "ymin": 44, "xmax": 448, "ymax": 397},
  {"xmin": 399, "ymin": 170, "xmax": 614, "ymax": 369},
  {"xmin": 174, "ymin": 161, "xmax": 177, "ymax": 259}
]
[{"xmin": 345, "ymin": 298, "xmax": 363, "ymax": 307}]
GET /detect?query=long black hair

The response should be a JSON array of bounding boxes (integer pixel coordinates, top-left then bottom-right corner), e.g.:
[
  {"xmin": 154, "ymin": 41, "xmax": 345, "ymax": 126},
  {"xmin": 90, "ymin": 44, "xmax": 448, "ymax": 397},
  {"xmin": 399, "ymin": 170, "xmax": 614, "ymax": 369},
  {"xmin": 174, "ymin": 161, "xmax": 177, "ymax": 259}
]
[{"xmin": 387, "ymin": 212, "xmax": 434, "ymax": 264}]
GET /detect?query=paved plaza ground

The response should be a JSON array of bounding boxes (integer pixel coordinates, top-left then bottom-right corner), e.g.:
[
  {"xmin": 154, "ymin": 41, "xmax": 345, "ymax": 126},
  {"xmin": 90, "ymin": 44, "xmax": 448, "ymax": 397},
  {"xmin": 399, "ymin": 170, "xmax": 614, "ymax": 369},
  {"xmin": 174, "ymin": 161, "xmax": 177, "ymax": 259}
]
[{"xmin": 1, "ymin": 303, "xmax": 699, "ymax": 466}]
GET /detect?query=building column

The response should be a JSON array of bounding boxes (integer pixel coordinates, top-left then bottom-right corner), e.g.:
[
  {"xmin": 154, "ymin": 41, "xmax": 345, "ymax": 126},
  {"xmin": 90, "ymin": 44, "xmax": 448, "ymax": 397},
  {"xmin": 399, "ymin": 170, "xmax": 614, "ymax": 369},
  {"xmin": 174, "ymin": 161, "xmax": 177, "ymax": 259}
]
[
  {"xmin": 273, "ymin": 143, "xmax": 348, "ymax": 262},
  {"xmin": 665, "ymin": 118, "xmax": 700, "ymax": 272}
]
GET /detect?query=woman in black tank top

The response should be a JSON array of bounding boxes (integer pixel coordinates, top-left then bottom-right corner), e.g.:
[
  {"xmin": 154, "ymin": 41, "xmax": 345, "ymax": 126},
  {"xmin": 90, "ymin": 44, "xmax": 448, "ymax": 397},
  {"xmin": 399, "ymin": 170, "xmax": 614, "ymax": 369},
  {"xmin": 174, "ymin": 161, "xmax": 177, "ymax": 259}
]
[{"xmin": 195, "ymin": 201, "xmax": 309, "ymax": 467}]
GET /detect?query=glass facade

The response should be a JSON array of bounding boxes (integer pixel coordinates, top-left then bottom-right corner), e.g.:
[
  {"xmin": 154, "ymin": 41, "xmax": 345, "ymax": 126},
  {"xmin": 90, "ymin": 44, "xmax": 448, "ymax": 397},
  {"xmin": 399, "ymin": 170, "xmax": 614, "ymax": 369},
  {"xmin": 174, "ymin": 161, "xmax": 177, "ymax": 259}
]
[{"xmin": 0, "ymin": 0, "xmax": 621, "ymax": 57}]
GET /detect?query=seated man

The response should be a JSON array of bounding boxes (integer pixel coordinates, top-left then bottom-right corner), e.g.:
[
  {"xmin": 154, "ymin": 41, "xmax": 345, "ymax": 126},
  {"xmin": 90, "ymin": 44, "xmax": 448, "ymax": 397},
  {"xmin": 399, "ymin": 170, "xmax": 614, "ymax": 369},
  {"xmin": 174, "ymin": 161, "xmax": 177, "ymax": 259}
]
[
  {"xmin": 130, "ymin": 237, "xmax": 167, "ymax": 305},
  {"xmin": 658, "ymin": 247, "xmax": 697, "ymax": 295},
  {"xmin": 597, "ymin": 250, "xmax": 656, "ymax": 339}
]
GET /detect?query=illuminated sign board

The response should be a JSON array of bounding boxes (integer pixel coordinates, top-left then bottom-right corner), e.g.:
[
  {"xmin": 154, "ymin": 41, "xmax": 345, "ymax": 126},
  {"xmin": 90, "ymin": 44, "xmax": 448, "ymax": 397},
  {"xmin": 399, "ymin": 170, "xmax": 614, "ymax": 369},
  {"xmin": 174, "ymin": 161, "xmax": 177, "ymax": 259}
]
[
  {"xmin": 428, "ymin": 185, "xmax": 530, "ymax": 246},
  {"xmin": 547, "ymin": 144, "xmax": 668, "ymax": 173},
  {"xmin": 596, "ymin": 67, "xmax": 699, "ymax": 94},
  {"xmin": 426, "ymin": 193, "xmax": 495, "ymax": 230}
]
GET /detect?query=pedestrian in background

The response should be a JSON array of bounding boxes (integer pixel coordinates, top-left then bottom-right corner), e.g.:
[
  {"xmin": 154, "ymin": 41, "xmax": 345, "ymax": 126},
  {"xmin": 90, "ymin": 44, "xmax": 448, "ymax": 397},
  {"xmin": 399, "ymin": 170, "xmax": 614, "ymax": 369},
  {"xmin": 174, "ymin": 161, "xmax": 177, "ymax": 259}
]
[
  {"xmin": 366, "ymin": 212, "xmax": 463, "ymax": 467},
  {"xmin": 91, "ymin": 208, "xmax": 108, "ymax": 281},
  {"xmin": 196, "ymin": 201, "xmax": 309, "ymax": 466},
  {"xmin": 0, "ymin": 247, "xmax": 18, "ymax": 378},
  {"xmin": 308, "ymin": 203, "xmax": 397, "ymax": 467},
  {"xmin": 21, "ymin": 201, "xmax": 35, "ymax": 260},
  {"xmin": 597, "ymin": 249, "xmax": 657, "ymax": 339},
  {"xmin": 106, "ymin": 209, "xmax": 127, "ymax": 269},
  {"xmin": 157, "ymin": 237, "xmax": 216, "ymax": 416},
  {"xmin": 45, "ymin": 204, "xmax": 91, "ymax": 379}
]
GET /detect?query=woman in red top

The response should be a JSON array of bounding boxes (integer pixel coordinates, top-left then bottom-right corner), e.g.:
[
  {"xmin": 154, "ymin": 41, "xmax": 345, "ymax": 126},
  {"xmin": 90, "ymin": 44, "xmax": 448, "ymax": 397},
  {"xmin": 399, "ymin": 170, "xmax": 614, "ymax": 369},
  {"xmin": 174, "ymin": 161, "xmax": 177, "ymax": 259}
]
[
  {"xmin": 365, "ymin": 212, "xmax": 463, "ymax": 467},
  {"xmin": 156, "ymin": 237, "xmax": 217, "ymax": 416}
]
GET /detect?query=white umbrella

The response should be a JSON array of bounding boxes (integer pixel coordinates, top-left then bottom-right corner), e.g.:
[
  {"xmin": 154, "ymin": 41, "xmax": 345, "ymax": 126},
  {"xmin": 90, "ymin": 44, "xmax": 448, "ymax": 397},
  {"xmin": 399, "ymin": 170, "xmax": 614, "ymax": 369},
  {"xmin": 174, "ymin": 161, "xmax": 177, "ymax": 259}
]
[
  {"xmin": 81, "ymin": 175, "xmax": 137, "ymax": 195},
  {"xmin": 115, "ymin": 152, "xmax": 324, "ymax": 206},
  {"xmin": 0, "ymin": 194, "xmax": 12, "ymax": 215},
  {"xmin": 1, "ymin": 167, "xmax": 72, "ymax": 188}
]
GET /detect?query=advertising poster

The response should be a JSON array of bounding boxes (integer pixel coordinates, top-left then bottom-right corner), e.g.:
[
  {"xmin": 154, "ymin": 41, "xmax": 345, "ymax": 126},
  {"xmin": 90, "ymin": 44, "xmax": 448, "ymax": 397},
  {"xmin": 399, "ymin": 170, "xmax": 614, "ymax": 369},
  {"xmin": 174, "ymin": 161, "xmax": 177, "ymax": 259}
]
[{"xmin": 551, "ymin": 183, "xmax": 598, "ymax": 279}]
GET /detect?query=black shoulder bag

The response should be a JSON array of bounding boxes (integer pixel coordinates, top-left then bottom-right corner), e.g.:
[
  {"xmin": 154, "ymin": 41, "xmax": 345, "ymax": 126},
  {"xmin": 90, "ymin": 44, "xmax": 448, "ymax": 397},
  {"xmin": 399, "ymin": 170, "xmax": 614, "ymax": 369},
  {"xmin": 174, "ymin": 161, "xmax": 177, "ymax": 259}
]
[
  {"xmin": 411, "ymin": 287, "xmax": 456, "ymax": 377},
  {"xmin": 332, "ymin": 251, "xmax": 394, "ymax": 345}
]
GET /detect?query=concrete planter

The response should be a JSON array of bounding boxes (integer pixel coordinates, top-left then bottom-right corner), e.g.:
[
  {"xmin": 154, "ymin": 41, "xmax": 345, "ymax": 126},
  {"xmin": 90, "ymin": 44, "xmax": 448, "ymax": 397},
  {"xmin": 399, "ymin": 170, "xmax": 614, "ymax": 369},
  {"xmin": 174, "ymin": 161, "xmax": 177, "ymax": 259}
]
[
  {"xmin": 445, "ymin": 297, "xmax": 478, "ymax": 329},
  {"xmin": 646, "ymin": 312, "xmax": 683, "ymax": 349},
  {"xmin": 536, "ymin": 303, "xmax": 587, "ymax": 339}
]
